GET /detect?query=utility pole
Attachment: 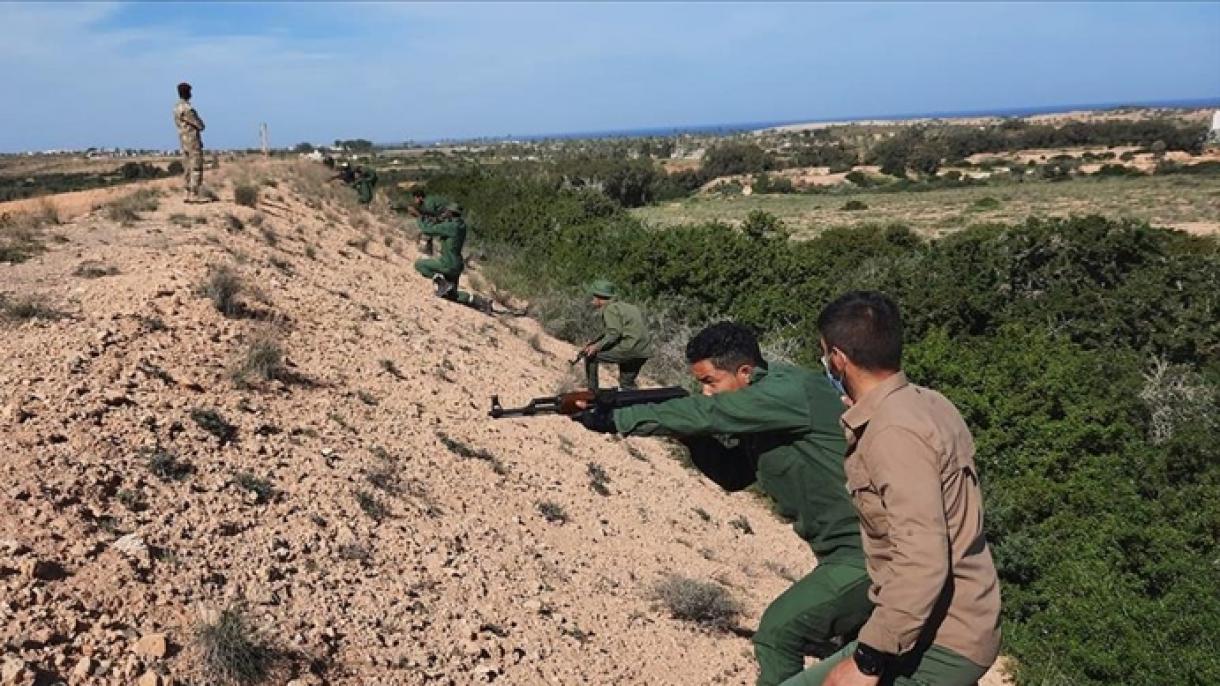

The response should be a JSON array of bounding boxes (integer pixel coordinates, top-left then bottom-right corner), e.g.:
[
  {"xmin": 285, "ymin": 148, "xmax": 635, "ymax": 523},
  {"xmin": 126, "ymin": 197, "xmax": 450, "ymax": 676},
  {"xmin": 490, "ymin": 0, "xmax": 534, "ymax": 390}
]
[{"xmin": 259, "ymin": 123, "xmax": 269, "ymax": 156}]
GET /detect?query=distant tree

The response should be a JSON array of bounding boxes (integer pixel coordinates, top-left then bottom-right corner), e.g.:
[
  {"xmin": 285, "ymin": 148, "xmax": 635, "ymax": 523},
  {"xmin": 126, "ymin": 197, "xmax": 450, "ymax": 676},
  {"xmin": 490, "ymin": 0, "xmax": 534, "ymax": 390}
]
[
  {"xmin": 702, "ymin": 141, "xmax": 774, "ymax": 178},
  {"xmin": 293, "ymin": 142, "xmax": 314, "ymax": 153}
]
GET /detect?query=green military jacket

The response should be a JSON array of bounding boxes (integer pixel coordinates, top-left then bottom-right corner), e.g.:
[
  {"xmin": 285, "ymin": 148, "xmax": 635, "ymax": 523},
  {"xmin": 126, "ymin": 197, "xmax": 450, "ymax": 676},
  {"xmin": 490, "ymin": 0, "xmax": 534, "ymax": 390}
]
[
  {"xmin": 420, "ymin": 218, "xmax": 466, "ymax": 274},
  {"xmin": 614, "ymin": 363, "xmax": 864, "ymax": 567},
  {"xmin": 593, "ymin": 300, "xmax": 654, "ymax": 361}
]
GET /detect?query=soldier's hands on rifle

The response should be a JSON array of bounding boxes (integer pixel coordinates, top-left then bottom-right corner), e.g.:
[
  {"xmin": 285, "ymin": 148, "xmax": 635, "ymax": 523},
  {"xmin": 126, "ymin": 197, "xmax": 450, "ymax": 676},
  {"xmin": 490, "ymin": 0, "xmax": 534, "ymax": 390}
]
[
  {"xmin": 582, "ymin": 343, "xmax": 599, "ymax": 359},
  {"xmin": 571, "ymin": 405, "xmax": 616, "ymax": 434}
]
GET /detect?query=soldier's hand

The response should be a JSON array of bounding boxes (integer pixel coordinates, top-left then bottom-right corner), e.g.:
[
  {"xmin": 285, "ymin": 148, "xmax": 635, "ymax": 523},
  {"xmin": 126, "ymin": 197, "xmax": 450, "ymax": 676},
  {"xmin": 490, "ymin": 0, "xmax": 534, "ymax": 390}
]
[{"xmin": 571, "ymin": 407, "xmax": 616, "ymax": 435}]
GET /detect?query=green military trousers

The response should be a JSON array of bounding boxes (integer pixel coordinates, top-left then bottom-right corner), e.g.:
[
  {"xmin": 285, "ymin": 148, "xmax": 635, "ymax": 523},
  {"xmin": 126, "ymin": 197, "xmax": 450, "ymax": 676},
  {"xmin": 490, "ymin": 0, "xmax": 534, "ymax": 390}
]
[
  {"xmin": 414, "ymin": 258, "xmax": 474, "ymax": 306},
  {"xmin": 585, "ymin": 355, "xmax": 647, "ymax": 391},
  {"xmin": 755, "ymin": 563, "xmax": 874, "ymax": 686},
  {"xmin": 778, "ymin": 640, "xmax": 990, "ymax": 686},
  {"xmin": 355, "ymin": 179, "xmax": 375, "ymax": 204}
]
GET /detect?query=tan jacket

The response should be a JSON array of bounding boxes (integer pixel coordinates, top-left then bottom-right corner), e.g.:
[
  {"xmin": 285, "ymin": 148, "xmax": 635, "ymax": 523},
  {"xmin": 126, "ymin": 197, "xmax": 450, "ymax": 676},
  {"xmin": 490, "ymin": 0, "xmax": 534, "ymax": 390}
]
[
  {"xmin": 841, "ymin": 372, "xmax": 1001, "ymax": 667},
  {"xmin": 173, "ymin": 99, "xmax": 205, "ymax": 152}
]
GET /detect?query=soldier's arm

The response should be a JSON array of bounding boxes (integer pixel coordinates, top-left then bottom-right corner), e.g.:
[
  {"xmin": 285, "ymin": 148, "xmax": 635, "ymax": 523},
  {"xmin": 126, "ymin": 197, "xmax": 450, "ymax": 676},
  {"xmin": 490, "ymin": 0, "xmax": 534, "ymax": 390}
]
[
  {"xmin": 186, "ymin": 108, "xmax": 205, "ymax": 132},
  {"xmin": 420, "ymin": 218, "xmax": 459, "ymax": 238},
  {"xmin": 855, "ymin": 426, "xmax": 951, "ymax": 656},
  {"xmin": 592, "ymin": 306, "xmax": 625, "ymax": 351},
  {"xmin": 614, "ymin": 381, "xmax": 809, "ymax": 437}
]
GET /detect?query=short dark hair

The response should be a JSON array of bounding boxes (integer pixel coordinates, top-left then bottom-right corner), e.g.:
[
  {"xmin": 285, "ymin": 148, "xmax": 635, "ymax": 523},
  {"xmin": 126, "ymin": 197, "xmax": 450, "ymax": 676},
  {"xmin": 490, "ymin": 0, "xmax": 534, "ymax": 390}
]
[
  {"xmin": 177, "ymin": 82, "xmax": 192, "ymax": 99},
  {"xmin": 686, "ymin": 322, "xmax": 764, "ymax": 371},
  {"xmin": 411, "ymin": 188, "xmax": 426, "ymax": 198},
  {"xmin": 816, "ymin": 291, "xmax": 903, "ymax": 371}
]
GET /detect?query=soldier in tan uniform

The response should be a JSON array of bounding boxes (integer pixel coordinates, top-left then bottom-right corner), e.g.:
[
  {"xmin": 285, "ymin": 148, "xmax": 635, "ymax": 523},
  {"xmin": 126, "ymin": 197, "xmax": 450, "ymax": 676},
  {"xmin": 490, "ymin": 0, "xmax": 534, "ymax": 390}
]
[
  {"xmin": 783, "ymin": 291, "xmax": 1001, "ymax": 686},
  {"xmin": 173, "ymin": 82, "xmax": 206, "ymax": 202}
]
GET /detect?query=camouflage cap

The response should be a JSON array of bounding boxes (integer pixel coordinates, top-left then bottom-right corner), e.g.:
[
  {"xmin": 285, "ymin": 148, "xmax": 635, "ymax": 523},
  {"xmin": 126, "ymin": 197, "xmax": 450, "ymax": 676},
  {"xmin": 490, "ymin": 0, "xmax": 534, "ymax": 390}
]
[{"xmin": 586, "ymin": 279, "xmax": 616, "ymax": 299}]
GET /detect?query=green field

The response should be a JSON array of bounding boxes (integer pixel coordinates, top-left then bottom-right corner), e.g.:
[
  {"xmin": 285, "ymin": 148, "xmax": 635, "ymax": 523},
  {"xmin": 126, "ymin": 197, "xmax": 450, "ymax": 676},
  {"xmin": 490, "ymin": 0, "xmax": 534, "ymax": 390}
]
[{"xmin": 632, "ymin": 173, "xmax": 1220, "ymax": 237}]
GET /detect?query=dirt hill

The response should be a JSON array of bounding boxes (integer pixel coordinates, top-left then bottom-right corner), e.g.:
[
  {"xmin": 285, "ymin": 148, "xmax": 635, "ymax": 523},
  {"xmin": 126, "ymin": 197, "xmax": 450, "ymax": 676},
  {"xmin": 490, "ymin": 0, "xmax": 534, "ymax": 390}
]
[{"xmin": 0, "ymin": 160, "xmax": 1009, "ymax": 685}]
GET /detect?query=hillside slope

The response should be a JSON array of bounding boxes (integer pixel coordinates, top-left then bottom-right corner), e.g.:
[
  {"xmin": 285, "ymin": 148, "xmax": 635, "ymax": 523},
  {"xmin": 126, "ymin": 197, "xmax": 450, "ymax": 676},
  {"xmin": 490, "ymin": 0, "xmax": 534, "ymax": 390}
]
[{"xmin": 0, "ymin": 160, "xmax": 1007, "ymax": 685}]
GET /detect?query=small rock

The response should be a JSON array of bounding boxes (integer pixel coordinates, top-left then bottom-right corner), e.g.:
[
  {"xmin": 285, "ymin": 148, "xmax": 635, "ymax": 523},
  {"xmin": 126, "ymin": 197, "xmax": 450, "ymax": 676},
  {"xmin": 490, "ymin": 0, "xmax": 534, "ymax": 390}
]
[
  {"xmin": 71, "ymin": 657, "xmax": 93, "ymax": 681},
  {"xmin": 21, "ymin": 558, "xmax": 66, "ymax": 581},
  {"xmin": 134, "ymin": 632, "xmax": 167, "ymax": 658},
  {"xmin": 113, "ymin": 534, "xmax": 148, "ymax": 558},
  {"xmin": 0, "ymin": 658, "xmax": 29, "ymax": 685},
  {"xmin": 136, "ymin": 671, "xmax": 161, "ymax": 686}
]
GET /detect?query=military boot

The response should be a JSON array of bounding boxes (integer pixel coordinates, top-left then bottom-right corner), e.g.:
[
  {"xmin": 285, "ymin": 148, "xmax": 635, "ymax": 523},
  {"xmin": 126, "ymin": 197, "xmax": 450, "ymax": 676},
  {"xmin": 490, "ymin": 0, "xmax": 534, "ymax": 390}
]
[
  {"xmin": 432, "ymin": 274, "xmax": 454, "ymax": 298},
  {"xmin": 470, "ymin": 295, "xmax": 494, "ymax": 314}
]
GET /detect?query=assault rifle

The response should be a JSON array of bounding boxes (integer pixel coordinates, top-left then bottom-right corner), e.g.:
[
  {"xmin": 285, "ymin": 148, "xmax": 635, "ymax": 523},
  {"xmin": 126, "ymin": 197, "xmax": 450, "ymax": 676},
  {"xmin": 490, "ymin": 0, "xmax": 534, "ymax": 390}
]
[{"xmin": 489, "ymin": 386, "xmax": 688, "ymax": 419}]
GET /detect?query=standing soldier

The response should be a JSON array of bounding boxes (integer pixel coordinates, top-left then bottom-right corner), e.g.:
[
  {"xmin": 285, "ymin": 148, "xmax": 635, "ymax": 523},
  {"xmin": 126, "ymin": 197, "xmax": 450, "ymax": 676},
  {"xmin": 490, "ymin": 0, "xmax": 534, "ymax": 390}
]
[
  {"xmin": 172, "ymin": 82, "xmax": 206, "ymax": 203},
  {"xmin": 791, "ymin": 291, "xmax": 1001, "ymax": 686},
  {"xmin": 411, "ymin": 193, "xmax": 493, "ymax": 314},
  {"xmin": 581, "ymin": 280, "xmax": 653, "ymax": 391},
  {"xmin": 570, "ymin": 322, "xmax": 873, "ymax": 685}
]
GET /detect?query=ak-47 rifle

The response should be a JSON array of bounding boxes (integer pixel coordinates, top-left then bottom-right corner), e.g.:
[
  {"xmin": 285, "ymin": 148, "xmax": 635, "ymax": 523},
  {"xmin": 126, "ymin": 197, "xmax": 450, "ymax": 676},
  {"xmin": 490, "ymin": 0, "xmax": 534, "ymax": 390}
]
[
  {"xmin": 489, "ymin": 386, "xmax": 688, "ymax": 419},
  {"xmin": 568, "ymin": 342, "xmax": 597, "ymax": 366}
]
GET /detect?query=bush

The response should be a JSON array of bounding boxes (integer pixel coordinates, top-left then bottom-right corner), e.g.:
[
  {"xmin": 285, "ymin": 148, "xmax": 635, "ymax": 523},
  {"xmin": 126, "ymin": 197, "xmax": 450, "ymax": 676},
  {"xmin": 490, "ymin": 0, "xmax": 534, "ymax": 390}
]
[
  {"xmin": 654, "ymin": 575, "xmax": 742, "ymax": 629},
  {"xmin": 202, "ymin": 265, "xmax": 244, "ymax": 317},
  {"xmin": 167, "ymin": 160, "xmax": 184, "ymax": 175},
  {"xmin": 841, "ymin": 199, "xmax": 868, "ymax": 211},
  {"xmin": 701, "ymin": 141, "xmax": 774, "ymax": 178},
  {"xmin": 105, "ymin": 188, "xmax": 160, "ymax": 224},
  {"xmin": 197, "ymin": 606, "xmax": 276, "ymax": 684},
  {"xmin": 752, "ymin": 173, "xmax": 796, "ymax": 194},
  {"xmin": 234, "ymin": 472, "xmax": 274, "ymax": 504},
  {"xmin": 537, "ymin": 500, "xmax": 568, "ymax": 523},
  {"xmin": 192, "ymin": 408, "xmax": 237, "ymax": 445},
  {"xmin": 0, "ymin": 293, "xmax": 64, "ymax": 321},
  {"xmin": 234, "ymin": 184, "xmax": 259, "ymax": 208},
  {"xmin": 231, "ymin": 332, "xmax": 285, "ymax": 385}
]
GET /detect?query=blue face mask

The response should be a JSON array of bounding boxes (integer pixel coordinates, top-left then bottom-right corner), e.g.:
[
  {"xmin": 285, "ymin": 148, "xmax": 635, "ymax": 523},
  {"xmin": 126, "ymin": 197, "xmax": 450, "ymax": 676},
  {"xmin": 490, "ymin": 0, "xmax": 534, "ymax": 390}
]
[{"xmin": 821, "ymin": 355, "xmax": 848, "ymax": 397}]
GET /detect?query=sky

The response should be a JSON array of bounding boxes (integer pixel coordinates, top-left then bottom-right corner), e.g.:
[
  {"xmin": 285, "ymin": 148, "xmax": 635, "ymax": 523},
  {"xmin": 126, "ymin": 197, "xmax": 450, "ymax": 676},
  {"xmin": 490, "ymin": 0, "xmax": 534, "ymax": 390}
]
[{"xmin": 1, "ymin": 1, "xmax": 1218, "ymax": 152}]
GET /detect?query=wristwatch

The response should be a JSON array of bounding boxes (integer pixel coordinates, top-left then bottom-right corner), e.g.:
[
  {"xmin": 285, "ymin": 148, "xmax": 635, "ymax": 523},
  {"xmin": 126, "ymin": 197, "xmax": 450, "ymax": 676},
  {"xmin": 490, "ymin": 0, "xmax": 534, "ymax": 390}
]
[{"xmin": 853, "ymin": 643, "xmax": 892, "ymax": 677}]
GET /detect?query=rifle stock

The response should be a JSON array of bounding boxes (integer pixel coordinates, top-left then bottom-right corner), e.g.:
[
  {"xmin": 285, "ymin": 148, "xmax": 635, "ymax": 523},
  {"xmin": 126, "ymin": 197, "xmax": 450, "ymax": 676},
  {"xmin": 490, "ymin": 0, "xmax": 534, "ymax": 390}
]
[{"xmin": 489, "ymin": 386, "xmax": 688, "ymax": 419}]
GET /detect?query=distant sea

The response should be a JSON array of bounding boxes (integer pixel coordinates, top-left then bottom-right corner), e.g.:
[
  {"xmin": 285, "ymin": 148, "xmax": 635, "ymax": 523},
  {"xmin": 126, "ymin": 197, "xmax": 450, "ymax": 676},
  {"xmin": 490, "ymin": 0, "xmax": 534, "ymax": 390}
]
[{"xmin": 431, "ymin": 96, "xmax": 1220, "ymax": 145}]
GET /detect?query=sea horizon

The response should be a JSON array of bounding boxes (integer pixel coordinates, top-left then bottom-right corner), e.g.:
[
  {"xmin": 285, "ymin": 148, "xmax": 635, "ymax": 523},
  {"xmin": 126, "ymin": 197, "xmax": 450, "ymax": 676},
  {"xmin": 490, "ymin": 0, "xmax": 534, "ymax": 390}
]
[{"xmin": 417, "ymin": 95, "xmax": 1220, "ymax": 146}]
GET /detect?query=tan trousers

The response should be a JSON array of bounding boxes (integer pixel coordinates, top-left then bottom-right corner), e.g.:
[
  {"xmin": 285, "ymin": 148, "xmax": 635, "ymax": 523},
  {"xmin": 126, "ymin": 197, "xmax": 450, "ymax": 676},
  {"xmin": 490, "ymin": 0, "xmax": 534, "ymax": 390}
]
[{"xmin": 183, "ymin": 148, "xmax": 204, "ymax": 198}]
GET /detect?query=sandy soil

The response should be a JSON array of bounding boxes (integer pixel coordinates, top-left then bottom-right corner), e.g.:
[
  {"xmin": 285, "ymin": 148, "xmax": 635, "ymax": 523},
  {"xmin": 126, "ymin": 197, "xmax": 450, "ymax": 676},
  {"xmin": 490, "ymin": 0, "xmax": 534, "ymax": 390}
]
[{"xmin": 0, "ymin": 160, "xmax": 1011, "ymax": 685}]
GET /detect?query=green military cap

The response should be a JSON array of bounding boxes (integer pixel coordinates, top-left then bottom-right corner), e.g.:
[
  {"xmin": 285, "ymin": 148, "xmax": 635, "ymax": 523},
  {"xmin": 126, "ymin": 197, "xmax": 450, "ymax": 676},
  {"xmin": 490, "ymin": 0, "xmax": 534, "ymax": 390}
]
[{"xmin": 586, "ymin": 279, "xmax": 617, "ymax": 299}]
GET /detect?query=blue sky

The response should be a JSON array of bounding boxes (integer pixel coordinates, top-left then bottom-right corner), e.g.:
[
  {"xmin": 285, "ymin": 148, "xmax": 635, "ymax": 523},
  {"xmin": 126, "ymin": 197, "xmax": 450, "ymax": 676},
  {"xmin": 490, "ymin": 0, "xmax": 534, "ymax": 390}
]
[{"xmin": 1, "ymin": 1, "xmax": 1218, "ymax": 152}]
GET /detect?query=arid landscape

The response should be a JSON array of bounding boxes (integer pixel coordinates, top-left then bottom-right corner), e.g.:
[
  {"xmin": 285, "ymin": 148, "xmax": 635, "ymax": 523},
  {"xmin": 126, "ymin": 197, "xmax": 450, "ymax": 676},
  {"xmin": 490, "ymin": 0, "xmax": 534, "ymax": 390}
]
[{"xmin": 0, "ymin": 159, "xmax": 1016, "ymax": 685}]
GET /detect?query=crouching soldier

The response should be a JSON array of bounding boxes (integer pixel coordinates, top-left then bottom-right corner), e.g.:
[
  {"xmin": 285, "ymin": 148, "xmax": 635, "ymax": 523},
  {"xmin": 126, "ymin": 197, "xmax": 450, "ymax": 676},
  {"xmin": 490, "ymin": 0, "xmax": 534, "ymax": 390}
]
[
  {"xmin": 581, "ymin": 280, "xmax": 654, "ymax": 391},
  {"xmin": 412, "ymin": 197, "xmax": 492, "ymax": 314}
]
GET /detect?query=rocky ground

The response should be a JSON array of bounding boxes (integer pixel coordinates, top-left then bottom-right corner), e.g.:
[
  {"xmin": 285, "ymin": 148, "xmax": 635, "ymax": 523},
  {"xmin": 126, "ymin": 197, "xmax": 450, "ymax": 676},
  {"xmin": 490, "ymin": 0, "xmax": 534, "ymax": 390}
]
[{"xmin": 0, "ymin": 159, "xmax": 1008, "ymax": 685}]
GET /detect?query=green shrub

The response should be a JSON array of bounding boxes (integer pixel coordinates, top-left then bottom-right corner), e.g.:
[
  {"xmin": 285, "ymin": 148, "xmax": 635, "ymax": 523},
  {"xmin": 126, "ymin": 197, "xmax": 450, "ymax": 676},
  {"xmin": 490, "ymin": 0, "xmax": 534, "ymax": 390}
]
[
  {"xmin": 192, "ymin": 408, "xmax": 238, "ymax": 445},
  {"xmin": 840, "ymin": 199, "xmax": 868, "ymax": 211},
  {"xmin": 654, "ymin": 575, "xmax": 742, "ymax": 629},
  {"xmin": 234, "ymin": 185, "xmax": 259, "ymax": 208},
  {"xmin": 105, "ymin": 189, "xmax": 159, "ymax": 224},
  {"xmin": 202, "ymin": 265, "xmax": 244, "ymax": 317},
  {"xmin": 234, "ymin": 472, "xmax": 274, "ymax": 504},
  {"xmin": 970, "ymin": 196, "xmax": 1001, "ymax": 211},
  {"xmin": 196, "ymin": 606, "xmax": 276, "ymax": 684}
]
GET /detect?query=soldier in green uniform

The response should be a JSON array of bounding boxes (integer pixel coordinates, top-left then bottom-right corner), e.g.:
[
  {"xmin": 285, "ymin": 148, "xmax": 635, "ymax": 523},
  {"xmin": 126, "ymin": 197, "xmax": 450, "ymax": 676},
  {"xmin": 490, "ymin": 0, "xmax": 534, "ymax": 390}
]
[
  {"xmin": 352, "ymin": 165, "xmax": 378, "ymax": 204},
  {"xmin": 581, "ymin": 280, "xmax": 654, "ymax": 391},
  {"xmin": 571, "ymin": 322, "xmax": 873, "ymax": 685},
  {"xmin": 328, "ymin": 163, "xmax": 377, "ymax": 204},
  {"xmin": 408, "ymin": 188, "xmax": 460, "ymax": 256},
  {"xmin": 411, "ymin": 191, "xmax": 492, "ymax": 314}
]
